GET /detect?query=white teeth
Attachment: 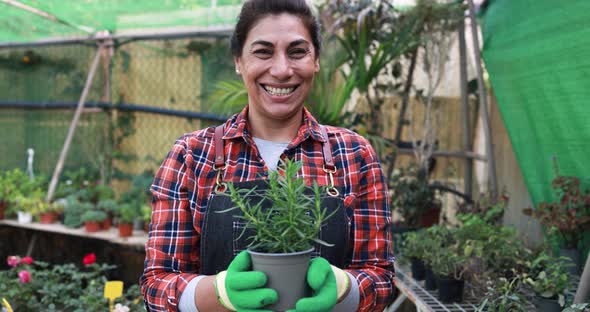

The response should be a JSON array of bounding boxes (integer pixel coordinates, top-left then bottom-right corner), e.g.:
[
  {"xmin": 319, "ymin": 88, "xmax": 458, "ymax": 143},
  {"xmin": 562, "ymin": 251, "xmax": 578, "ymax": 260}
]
[{"xmin": 264, "ymin": 85, "xmax": 295, "ymax": 96}]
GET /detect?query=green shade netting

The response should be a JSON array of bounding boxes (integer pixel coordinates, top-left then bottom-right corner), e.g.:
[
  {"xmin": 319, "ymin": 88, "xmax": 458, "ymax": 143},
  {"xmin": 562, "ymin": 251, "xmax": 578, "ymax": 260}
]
[
  {"xmin": 482, "ymin": 0, "xmax": 590, "ymax": 206},
  {"xmin": 0, "ymin": 0, "xmax": 242, "ymax": 43}
]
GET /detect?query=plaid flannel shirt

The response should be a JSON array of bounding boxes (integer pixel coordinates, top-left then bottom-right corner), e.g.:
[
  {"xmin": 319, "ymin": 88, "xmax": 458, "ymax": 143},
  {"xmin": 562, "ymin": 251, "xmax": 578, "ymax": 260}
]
[{"xmin": 141, "ymin": 107, "xmax": 395, "ymax": 311}]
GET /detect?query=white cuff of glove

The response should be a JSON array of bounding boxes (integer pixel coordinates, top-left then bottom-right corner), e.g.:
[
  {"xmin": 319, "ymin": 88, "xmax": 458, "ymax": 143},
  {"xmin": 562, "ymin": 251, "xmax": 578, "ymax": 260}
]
[
  {"xmin": 214, "ymin": 271, "xmax": 237, "ymax": 311},
  {"xmin": 331, "ymin": 265, "xmax": 351, "ymax": 301}
]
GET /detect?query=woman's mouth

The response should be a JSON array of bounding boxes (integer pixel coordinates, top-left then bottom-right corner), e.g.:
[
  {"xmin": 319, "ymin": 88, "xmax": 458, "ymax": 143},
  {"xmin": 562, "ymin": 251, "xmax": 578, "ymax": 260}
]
[{"xmin": 261, "ymin": 84, "xmax": 298, "ymax": 96}]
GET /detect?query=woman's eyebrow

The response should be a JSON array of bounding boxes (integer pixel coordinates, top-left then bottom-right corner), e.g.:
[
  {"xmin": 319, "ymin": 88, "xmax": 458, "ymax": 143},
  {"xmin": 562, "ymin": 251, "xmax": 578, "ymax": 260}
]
[
  {"xmin": 288, "ymin": 39, "xmax": 310, "ymax": 48},
  {"xmin": 250, "ymin": 40, "xmax": 273, "ymax": 48}
]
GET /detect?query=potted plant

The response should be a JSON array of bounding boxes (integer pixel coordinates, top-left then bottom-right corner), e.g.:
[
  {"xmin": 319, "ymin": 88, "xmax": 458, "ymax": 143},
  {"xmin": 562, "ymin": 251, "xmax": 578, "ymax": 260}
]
[
  {"xmin": 390, "ymin": 165, "xmax": 440, "ymax": 230},
  {"xmin": 429, "ymin": 243, "xmax": 470, "ymax": 303},
  {"xmin": 524, "ymin": 253, "xmax": 570, "ymax": 312},
  {"xmin": 14, "ymin": 191, "xmax": 46, "ymax": 224},
  {"xmin": 225, "ymin": 159, "xmax": 334, "ymax": 311},
  {"xmin": 97, "ymin": 199, "xmax": 117, "ymax": 230},
  {"xmin": 38, "ymin": 201, "xmax": 64, "ymax": 224},
  {"xmin": 80, "ymin": 209, "xmax": 107, "ymax": 232},
  {"xmin": 523, "ymin": 159, "xmax": 590, "ymax": 274},
  {"xmin": 419, "ymin": 226, "xmax": 453, "ymax": 291},
  {"xmin": 141, "ymin": 204, "xmax": 151, "ymax": 232},
  {"xmin": 477, "ymin": 276, "xmax": 531, "ymax": 312},
  {"xmin": 400, "ymin": 230, "xmax": 429, "ymax": 280},
  {"xmin": 116, "ymin": 203, "xmax": 137, "ymax": 237}
]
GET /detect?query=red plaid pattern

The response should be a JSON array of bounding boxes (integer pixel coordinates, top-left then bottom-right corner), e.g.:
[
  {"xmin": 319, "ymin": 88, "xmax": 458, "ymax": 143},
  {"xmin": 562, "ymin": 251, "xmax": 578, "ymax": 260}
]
[{"xmin": 141, "ymin": 107, "xmax": 395, "ymax": 311}]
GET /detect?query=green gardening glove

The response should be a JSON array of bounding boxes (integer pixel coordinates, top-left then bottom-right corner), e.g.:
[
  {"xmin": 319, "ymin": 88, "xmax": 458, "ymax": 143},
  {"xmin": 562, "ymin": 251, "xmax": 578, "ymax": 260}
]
[
  {"xmin": 215, "ymin": 250, "xmax": 278, "ymax": 311},
  {"xmin": 289, "ymin": 257, "xmax": 350, "ymax": 312}
]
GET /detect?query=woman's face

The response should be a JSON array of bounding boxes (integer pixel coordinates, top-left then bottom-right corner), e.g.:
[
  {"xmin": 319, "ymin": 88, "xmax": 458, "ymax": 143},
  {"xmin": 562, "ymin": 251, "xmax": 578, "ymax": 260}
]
[{"xmin": 235, "ymin": 13, "xmax": 319, "ymax": 123}]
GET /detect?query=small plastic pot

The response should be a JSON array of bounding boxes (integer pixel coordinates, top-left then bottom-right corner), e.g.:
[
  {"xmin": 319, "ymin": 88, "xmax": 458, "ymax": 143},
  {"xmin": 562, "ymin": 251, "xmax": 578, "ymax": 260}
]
[
  {"xmin": 437, "ymin": 277, "xmax": 464, "ymax": 303},
  {"xmin": 424, "ymin": 266, "xmax": 437, "ymax": 290},
  {"xmin": 410, "ymin": 258, "xmax": 426, "ymax": 281},
  {"xmin": 248, "ymin": 248, "xmax": 313, "ymax": 311},
  {"xmin": 533, "ymin": 296, "xmax": 562, "ymax": 312}
]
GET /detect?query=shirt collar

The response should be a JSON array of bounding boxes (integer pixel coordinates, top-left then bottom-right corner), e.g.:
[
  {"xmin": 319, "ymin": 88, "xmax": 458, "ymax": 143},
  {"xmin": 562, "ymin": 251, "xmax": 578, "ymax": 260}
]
[{"xmin": 222, "ymin": 106, "xmax": 325, "ymax": 143}]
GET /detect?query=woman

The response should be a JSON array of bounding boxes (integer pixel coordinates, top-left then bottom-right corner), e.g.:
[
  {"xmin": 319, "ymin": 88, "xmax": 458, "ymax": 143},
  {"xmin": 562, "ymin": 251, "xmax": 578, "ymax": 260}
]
[{"xmin": 141, "ymin": 0, "xmax": 394, "ymax": 311}]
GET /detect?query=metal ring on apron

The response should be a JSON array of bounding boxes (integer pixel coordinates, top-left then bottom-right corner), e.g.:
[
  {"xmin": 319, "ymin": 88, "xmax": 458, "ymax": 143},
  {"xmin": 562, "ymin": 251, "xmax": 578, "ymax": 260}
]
[
  {"xmin": 214, "ymin": 165, "xmax": 227, "ymax": 194},
  {"xmin": 323, "ymin": 165, "xmax": 339, "ymax": 197}
]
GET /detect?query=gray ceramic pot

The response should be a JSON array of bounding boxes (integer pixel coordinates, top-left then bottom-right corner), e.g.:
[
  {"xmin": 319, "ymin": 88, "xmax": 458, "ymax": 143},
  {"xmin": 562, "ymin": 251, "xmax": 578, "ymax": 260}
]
[{"xmin": 248, "ymin": 248, "xmax": 313, "ymax": 311}]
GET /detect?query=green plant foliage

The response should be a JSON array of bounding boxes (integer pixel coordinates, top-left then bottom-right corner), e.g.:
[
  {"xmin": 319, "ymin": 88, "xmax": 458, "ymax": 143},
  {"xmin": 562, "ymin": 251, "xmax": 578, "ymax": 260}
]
[
  {"xmin": 562, "ymin": 303, "xmax": 590, "ymax": 312},
  {"xmin": 225, "ymin": 159, "xmax": 335, "ymax": 253},
  {"xmin": 117, "ymin": 203, "xmax": 138, "ymax": 224},
  {"xmin": 80, "ymin": 210, "xmax": 108, "ymax": 223},
  {"xmin": 390, "ymin": 165, "xmax": 436, "ymax": 228},
  {"xmin": 63, "ymin": 198, "xmax": 94, "ymax": 228},
  {"xmin": 523, "ymin": 160, "xmax": 590, "ymax": 249},
  {"xmin": 97, "ymin": 199, "xmax": 117, "ymax": 213},
  {"xmin": 524, "ymin": 252, "xmax": 571, "ymax": 304},
  {"xmin": 0, "ymin": 169, "xmax": 47, "ymax": 214},
  {"xmin": 0, "ymin": 258, "xmax": 144, "ymax": 311},
  {"xmin": 457, "ymin": 192, "xmax": 508, "ymax": 226},
  {"xmin": 477, "ymin": 277, "xmax": 531, "ymax": 312}
]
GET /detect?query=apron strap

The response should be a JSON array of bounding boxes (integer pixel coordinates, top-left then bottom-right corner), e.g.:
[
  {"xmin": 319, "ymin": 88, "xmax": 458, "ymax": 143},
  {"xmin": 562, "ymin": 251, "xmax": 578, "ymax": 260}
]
[
  {"xmin": 319, "ymin": 126, "xmax": 335, "ymax": 171},
  {"xmin": 214, "ymin": 125, "xmax": 225, "ymax": 169},
  {"xmin": 213, "ymin": 124, "xmax": 338, "ymax": 196}
]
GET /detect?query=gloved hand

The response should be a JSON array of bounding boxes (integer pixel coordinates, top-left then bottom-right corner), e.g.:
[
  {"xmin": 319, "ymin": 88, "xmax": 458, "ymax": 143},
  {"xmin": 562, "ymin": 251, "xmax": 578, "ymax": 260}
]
[
  {"xmin": 289, "ymin": 257, "xmax": 351, "ymax": 312},
  {"xmin": 215, "ymin": 250, "xmax": 278, "ymax": 311}
]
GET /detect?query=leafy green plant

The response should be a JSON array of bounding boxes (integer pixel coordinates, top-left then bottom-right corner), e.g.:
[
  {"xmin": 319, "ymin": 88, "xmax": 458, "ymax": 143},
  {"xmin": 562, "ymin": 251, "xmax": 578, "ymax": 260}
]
[
  {"xmin": 457, "ymin": 192, "xmax": 508, "ymax": 226},
  {"xmin": 97, "ymin": 199, "xmax": 117, "ymax": 214},
  {"xmin": 63, "ymin": 198, "xmax": 94, "ymax": 228},
  {"xmin": 0, "ymin": 255, "xmax": 144, "ymax": 311},
  {"xmin": 225, "ymin": 159, "xmax": 334, "ymax": 253},
  {"xmin": 477, "ymin": 277, "xmax": 531, "ymax": 312},
  {"xmin": 390, "ymin": 165, "xmax": 437, "ymax": 228},
  {"xmin": 141, "ymin": 204, "xmax": 151, "ymax": 224},
  {"xmin": 562, "ymin": 303, "xmax": 590, "ymax": 312},
  {"xmin": 523, "ymin": 158, "xmax": 590, "ymax": 249},
  {"xmin": 81, "ymin": 210, "xmax": 108, "ymax": 223},
  {"xmin": 524, "ymin": 253, "xmax": 571, "ymax": 305},
  {"xmin": 117, "ymin": 203, "xmax": 138, "ymax": 224}
]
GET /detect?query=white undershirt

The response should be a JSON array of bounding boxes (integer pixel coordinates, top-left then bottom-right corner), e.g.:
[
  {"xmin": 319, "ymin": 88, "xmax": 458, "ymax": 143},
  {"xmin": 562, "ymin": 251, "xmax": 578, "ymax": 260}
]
[{"xmin": 252, "ymin": 137, "xmax": 289, "ymax": 170}]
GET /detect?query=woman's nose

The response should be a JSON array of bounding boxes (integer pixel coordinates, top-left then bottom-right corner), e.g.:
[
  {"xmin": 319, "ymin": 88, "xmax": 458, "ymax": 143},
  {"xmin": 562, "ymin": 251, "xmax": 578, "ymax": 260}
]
[{"xmin": 269, "ymin": 54, "xmax": 292, "ymax": 80}]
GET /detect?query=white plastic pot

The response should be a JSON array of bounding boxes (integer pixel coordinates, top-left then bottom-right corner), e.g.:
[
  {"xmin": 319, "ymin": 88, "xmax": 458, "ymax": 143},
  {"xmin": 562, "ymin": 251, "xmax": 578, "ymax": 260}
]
[{"xmin": 17, "ymin": 211, "xmax": 33, "ymax": 224}]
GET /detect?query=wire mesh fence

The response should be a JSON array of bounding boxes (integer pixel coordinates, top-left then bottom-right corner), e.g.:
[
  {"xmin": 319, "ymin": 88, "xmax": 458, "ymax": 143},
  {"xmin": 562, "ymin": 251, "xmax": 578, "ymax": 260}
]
[{"xmin": 0, "ymin": 37, "xmax": 235, "ymax": 183}]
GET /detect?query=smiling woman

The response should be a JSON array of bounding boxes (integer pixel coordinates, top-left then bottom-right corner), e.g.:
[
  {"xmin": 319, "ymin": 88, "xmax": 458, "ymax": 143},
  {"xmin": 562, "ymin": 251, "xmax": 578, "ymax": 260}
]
[{"xmin": 141, "ymin": 1, "xmax": 395, "ymax": 311}]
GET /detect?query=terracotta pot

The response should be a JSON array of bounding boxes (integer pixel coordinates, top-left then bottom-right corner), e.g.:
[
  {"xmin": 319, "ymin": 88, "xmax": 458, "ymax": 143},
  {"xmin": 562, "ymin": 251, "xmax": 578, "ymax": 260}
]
[
  {"xmin": 39, "ymin": 212, "xmax": 57, "ymax": 224},
  {"xmin": 118, "ymin": 223, "xmax": 133, "ymax": 237},
  {"xmin": 420, "ymin": 203, "xmax": 441, "ymax": 228},
  {"xmin": 85, "ymin": 221, "xmax": 102, "ymax": 232},
  {"xmin": 102, "ymin": 217, "xmax": 112, "ymax": 230},
  {"xmin": 0, "ymin": 201, "xmax": 6, "ymax": 220}
]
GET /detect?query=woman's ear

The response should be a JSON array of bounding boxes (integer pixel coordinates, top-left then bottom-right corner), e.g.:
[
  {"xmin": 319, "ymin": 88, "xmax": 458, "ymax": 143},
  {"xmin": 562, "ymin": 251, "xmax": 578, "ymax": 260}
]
[
  {"xmin": 234, "ymin": 56, "xmax": 241, "ymax": 75},
  {"xmin": 314, "ymin": 58, "xmax": 320, "ymax": 73}
]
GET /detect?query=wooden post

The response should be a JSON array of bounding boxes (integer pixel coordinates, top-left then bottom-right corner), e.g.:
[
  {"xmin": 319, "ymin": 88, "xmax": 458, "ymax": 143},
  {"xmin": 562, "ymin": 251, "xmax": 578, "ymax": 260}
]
[
  {"xmin": 458, "ymin": 16, "xmax": 473, "ymax": 198},
  {"xmin": 46, "ymin": 44, "xmax": 104, "ymax": 203},
  {"xmin": 388, "ymin": 49, "xmax": 418, "ymax": 179},
  {"xmin": 467, "ymin": 0, "xmax": 498, "ymax": 200}
]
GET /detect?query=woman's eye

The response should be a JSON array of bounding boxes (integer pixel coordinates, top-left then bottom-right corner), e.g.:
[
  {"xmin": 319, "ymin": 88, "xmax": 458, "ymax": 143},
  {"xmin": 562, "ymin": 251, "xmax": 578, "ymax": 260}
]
[
  {"xmin": 253, "ymin": 49, "xmax": 272, "ymax": 58},
  {"xmin": 289, "ymin": 49, "xmax": 308, "ymax": 58}
]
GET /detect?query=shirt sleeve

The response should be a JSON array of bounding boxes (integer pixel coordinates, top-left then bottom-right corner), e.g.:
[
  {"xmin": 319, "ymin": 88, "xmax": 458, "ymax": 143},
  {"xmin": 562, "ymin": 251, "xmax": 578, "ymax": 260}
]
[
  {"xmin": 141, "ymin": 135, "xmax": 202, "ymax": 312},
  {"xmin": 345, "ymin": 142, "xmax": 395, "ymax": 312}
]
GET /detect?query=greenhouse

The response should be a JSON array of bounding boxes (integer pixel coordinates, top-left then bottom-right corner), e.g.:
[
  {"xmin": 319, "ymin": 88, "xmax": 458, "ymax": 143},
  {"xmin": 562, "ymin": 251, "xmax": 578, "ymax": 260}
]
[{"xmin": 0, "ymin": 0, "xmax": 589, "ymax": 311}]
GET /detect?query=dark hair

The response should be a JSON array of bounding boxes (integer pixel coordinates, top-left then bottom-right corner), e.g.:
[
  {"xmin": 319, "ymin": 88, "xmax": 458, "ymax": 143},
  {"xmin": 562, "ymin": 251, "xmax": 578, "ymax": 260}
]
[{"xmin": 231, "ymin": 0, "xmax": 322, "ymax": 58}]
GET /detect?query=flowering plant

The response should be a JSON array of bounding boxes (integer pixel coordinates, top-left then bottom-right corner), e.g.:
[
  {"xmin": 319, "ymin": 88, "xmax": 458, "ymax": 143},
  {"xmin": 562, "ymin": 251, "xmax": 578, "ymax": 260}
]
[{"xmin": 0, "ymin": 254, "xmax": 145, "ymax": 311}]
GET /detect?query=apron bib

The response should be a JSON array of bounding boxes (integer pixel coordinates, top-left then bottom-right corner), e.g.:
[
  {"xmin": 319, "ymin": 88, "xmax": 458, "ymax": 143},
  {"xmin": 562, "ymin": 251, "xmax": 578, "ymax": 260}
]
[{"xmin": 199, "ymin": 125, "xmax": 349, "ymax": 275}]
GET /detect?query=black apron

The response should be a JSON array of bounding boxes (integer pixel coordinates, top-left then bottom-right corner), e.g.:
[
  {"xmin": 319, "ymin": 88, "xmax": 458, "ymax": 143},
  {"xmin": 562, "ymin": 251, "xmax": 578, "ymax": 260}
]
[{"xmin": 199, "ymin": 125, "xmax": 350, "ymax": 275}]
